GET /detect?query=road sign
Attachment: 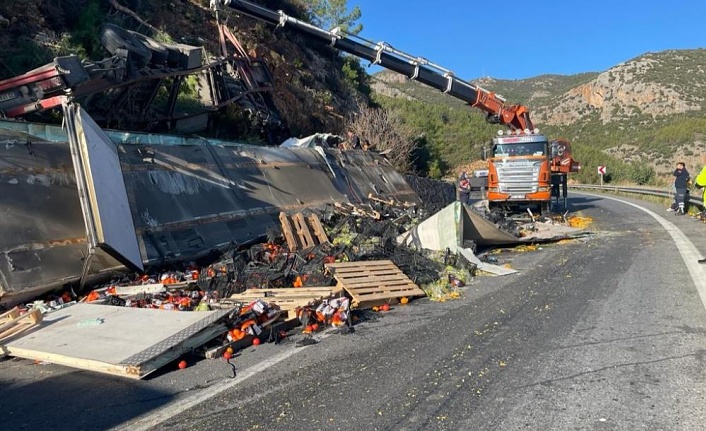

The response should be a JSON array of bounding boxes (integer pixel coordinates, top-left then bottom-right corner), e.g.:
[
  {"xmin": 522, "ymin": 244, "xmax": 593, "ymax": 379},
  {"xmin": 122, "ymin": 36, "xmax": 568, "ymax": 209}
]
[{"xmin": 597, "ymin": 166, "xmax": 606, "ymax": 175}]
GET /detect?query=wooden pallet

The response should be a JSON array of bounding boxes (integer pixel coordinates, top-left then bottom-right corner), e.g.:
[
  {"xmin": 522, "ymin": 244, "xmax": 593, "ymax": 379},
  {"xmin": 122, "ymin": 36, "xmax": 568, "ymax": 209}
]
[
  {"xmin": 279, "ymin": 212, "xmax": 329, "ymax": 251},
  {"xmin": 0, "ymin": 308, "xmax": 43, "ymax": 345},
  {"xmin": 325, "ymin": 260, "xmax": 426, "ymax": 308},
  {"xmin": 223, "ymin": 286, "xmax": 343, "ymax": 319}
]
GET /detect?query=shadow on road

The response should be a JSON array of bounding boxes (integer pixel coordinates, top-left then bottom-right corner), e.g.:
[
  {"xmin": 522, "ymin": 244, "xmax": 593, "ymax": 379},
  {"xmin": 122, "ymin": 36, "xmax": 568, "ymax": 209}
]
[
  {"xmin": 0, "ymin": 363, "xmax": 175, "ymax": 431},
  {"xmin": 563, "ymin": 195, "xmax": 604, "ymax": 212}
]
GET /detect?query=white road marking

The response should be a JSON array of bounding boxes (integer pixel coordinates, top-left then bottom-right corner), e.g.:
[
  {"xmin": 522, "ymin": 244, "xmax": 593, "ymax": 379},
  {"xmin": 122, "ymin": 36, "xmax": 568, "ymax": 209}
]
[
  {"xmin": 588, "ymin": 193, "xmax": 706, "ymax": 309},
  {"xmin": 116, "ymin": 333, "xmax": 331, "ymax": 431}
]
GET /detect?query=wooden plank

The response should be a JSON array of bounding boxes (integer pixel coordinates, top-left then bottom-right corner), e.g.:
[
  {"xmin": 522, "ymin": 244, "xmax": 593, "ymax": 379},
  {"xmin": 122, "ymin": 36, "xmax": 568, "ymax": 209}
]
[
  {"xmin": 230, "ymin": 292, "xmax": 342, "ymax": 300},
  {"xmin": 333, "ymin": 277, "xmax": 403, "ymax": 284},
  {"xmin": 0, "ymin": 309, "xmax": 43, "ymax": 346},
  {"xmin": 224, "ymin": 287, "xmax": 343, "ymax": 320},
  {"xmin": 292, "ymin": 213, "xmax": 316, "ymax": 249},
  {"xmin": 227, "ymin": 292, "xmax": 339, "ymax": 319},
  {"xmin": 229, "ymin": 287, "xmax": 342, "ymax": 297},
  {"xmin": 229, "ymin": 294, "xmax": 316, "ymax": 301},
  {"xmin": 343, "ymin": 285, "xmax": 421, "ymax": 294},
  {"xmin": 348, "ymin": 282, "xmax": 418, "ymax": 293},
  {"xmin": 233, "ymin": 298, "xmax": 311, "ymax": 309},
  {"xmin": 330, "ymin": 270, "xmax": 402, "ymax": 278},
  {"xmin": 113, "ymin": 283, "xmax": 166, "ymax": 296},
  {"xmin": 233, "ymin": 287, "xmax": 341, "ymax": 296},
  {"xmin": 307, "ymin": 213, "xmax": 329, "ymax": 244},
  {"xmin": 326, "ymin": 260, "xmax": 398, "ymax": 269},
  {"xmin": 344, "ymin": 286, "xmax": 417, "ymax": 294},
  {"xmin": 279, "ymin": 212, "xmax": 299, "ymax": 251},
  {"xmin": 0, "ymin": 308, "xmax": 21, "ymax": 321},
  {"xmin": 205, "ymin": 334, "xmax": 254, "ymax": 360},
  {"xmin": 327, "ymin": 269, "xmax": 408, "ymax": 277},
  {"xmin": 0, "ymin": 308, "xmax": 42, "ymax": 334}
]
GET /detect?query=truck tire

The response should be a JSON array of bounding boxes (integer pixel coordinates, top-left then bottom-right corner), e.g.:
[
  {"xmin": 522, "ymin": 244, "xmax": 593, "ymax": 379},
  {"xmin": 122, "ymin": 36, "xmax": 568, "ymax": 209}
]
[
  {"xmin": 128, "ymin": 30, "xmax": 169, "ymax": 65},
  {"xmin": 539, "ymin": 202, "xmax": 551, "ymax": 215},
  {"xmin": 100, "ymin": 24, "xmax": 152, "ymax": 67}
]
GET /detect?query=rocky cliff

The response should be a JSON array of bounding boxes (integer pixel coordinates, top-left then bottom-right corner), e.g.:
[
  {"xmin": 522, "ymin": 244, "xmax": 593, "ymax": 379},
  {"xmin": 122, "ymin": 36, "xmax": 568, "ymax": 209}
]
[{"xmin": 534, "ymin": 51, "xmax": 706, "ymax": 126}]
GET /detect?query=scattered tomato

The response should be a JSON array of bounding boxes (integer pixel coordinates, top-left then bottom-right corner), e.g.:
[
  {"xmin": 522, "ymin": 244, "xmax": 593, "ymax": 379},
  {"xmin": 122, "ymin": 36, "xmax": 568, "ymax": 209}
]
[
  {"xmin": 223, "ymin": 351, "xmax": 232, "ymax": 360},
  {"xmin": 178, "ymin": 360, "xmax": 188, "ymax": 369},
  {"xmin": 381, "ymin": 303, "xmax": 390, "ymax": 312},
  {"xmin": 252, "ymin": 338, "xmax": 261, "ymax": 346}
]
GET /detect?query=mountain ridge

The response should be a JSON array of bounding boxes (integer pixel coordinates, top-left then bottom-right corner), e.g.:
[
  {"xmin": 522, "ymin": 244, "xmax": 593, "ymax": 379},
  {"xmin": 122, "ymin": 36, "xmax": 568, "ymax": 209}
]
[
  {"xmin": 371, "ymin": 47, "xmax": 706, "ymax": 182},
  {"xmin": 2, "ymin": 1, "xmax": 706, "ymax": 184}
]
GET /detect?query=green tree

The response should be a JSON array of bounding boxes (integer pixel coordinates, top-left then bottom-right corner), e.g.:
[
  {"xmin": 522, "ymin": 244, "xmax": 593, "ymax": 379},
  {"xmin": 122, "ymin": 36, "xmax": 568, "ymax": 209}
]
[
  {"xmin": 307, "ymin": 0, "xmax": 363, "ymax": 34},
  {"xmin": 340, "ymin": 56, "xmax": 371, "ymax": 97}
]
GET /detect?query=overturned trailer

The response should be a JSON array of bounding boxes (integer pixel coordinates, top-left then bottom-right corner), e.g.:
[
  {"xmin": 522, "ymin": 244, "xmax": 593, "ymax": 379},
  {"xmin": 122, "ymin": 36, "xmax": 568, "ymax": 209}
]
[{"xmin": 0, "ymin": 106, "xmax": 420, "ymax": 307}]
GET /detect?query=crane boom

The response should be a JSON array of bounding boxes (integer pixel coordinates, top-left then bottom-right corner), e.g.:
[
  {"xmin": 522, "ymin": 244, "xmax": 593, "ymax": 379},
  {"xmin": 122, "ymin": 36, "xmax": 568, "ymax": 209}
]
[{"xmin": 214, "ymin": 0, "xmax": 533, "ymax": 130}]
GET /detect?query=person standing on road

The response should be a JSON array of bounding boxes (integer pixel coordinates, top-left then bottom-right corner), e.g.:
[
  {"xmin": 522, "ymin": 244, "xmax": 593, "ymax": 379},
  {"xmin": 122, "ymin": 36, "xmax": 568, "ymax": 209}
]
[
  {"xmin": 694, "ymin": 155, "xmax": 706, "ymax": 211},
  {"xmin": 458, "ymin": 170, "xmax": 471, "ymax": 205},
  {"xmin": 693, "ymin": 156, "xmax": 706, "ymax": 263},
  {"xmin": 671, "ymin": 162, "xmax": 690, "ymax": 215}
]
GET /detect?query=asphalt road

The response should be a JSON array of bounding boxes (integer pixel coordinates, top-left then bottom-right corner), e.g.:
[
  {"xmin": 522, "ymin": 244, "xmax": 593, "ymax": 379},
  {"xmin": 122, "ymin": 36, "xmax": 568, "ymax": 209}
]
[{"xmin": 2, "ymin": 192, "xmax": 706, "ymax": 431}]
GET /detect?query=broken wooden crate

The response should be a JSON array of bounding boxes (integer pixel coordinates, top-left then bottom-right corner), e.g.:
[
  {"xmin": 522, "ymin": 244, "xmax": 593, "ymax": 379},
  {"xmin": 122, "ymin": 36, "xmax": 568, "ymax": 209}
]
[
  {"xmin": 1, "ymin": 303, "xmax": 232, "ymax": 379},
  {"xmin": 222, "ymin": 286, "xmax": 343, "ymax": 319},
  {"xmin": 325, "ymin": 260, "xmax": 426, "ymax": 308},
  {"xmin": 0, "ymin": 307, "xmax": 42, "ymax": 347},
  {"xmin": 279, "ymin": 212, "xmax": 329, "ymax": 251}
]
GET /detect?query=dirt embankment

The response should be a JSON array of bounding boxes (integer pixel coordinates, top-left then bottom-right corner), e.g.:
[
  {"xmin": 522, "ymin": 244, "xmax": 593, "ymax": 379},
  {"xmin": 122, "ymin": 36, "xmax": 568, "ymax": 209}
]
[{"xmin": 0, "ymin": 0, "xmax": 361, "ymax": 139}]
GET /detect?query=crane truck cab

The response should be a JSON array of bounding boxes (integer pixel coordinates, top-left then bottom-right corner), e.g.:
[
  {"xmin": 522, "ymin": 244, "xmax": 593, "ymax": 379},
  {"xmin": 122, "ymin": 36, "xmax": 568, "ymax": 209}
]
[{"xmin": 483, "ymin": 129, "xmax": 554, "ymax": 214}]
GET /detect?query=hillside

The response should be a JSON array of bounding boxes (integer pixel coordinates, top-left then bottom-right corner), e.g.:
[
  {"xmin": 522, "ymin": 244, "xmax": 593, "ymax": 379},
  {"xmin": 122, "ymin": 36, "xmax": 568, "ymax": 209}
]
[
  {"xmin": 372, "ymin": 49, "xmax": 706, "ymax": 184},
  {"xmin": 0, "ymin": 0, "xmax": 369, "ymax": 142},
  {"xmin": 3, "ymin": 1, "xmax": 706, "ymax": 185}
]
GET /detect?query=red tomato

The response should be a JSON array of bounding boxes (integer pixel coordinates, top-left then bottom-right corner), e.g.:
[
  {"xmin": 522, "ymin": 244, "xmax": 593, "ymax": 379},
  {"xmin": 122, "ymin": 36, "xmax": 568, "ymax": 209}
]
[
  {"xmin": 178, "ymin": 360, "xmax": 187, "ymax": 369},
  {"xmin": 252, "ymin": 338, "xmax": 261, "ymax": 346}
]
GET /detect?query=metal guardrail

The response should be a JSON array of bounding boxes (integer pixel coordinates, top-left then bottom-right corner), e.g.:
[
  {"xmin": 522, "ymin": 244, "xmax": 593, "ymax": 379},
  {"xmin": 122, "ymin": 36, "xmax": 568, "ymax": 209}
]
[{"xmin": 569, "ymin": 184, "xmax": 705, "ymax": 210}]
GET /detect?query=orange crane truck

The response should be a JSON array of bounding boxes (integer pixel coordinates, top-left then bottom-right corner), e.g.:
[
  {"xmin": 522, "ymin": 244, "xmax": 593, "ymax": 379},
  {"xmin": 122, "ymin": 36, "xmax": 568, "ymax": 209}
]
[{"xmin": 212, "ymin": 0, "xmax": 580, "ymax": 214}]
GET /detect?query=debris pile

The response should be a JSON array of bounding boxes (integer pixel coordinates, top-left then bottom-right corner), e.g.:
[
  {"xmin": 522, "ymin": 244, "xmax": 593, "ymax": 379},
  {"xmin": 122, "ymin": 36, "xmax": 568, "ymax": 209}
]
[
  {"xmin": 404, "ymin": 175, "xmax": 455, "ymax": 215},
  {"xmin": 0, "ymin": 189, "xmax": 595, "ymax": 379}
]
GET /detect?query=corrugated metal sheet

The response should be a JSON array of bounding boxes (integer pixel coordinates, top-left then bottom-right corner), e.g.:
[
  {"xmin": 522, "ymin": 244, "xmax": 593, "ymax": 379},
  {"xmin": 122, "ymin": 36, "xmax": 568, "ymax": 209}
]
[{"xmin": 0, "ymin": 117, "xmax": 420, "ymax": 306}]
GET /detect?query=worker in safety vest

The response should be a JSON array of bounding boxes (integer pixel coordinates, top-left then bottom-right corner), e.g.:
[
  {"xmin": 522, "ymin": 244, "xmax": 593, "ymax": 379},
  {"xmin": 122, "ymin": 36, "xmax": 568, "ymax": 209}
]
[
  {"xmin": 695, "ymin": 155, "xmax": 706, "ymax": 208},
  {"xmin": 695, "ymin": 155, "xmax": 706, "ymax": 263}
]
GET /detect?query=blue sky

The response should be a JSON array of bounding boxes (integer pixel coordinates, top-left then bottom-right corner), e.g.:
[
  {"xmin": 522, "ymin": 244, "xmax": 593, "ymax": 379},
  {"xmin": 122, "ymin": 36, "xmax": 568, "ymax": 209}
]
[{"xmin": 349, "ymin": 0, "xmax": 706, "ymax": 80}]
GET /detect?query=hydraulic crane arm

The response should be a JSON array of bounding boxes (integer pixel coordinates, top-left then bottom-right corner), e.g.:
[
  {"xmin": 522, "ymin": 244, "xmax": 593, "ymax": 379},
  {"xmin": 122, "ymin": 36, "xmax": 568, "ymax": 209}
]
[{"xmin": 213, "ymin": 0, "xmax": 534, "ymax": 130}]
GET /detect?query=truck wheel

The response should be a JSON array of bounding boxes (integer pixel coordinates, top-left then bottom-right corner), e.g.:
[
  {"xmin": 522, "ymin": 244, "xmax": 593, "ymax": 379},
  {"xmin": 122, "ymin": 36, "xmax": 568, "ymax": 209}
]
[
  {"xmin": 128, "ymin": 30, "xmax": 169, "ymax": 65},
  {"xmin": 100, "ymin": 24, "xmax": 152, "ymax": 67},
  {"xmin": 539, "ymin": 202, "xmax": 551, "ymax": 215}
]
